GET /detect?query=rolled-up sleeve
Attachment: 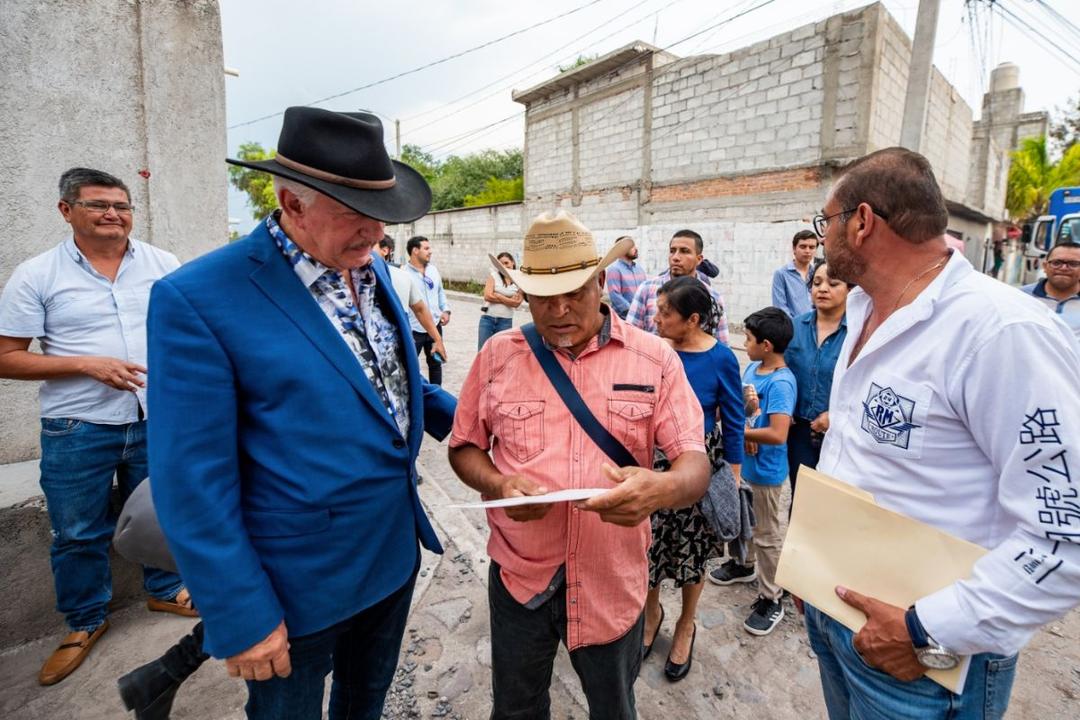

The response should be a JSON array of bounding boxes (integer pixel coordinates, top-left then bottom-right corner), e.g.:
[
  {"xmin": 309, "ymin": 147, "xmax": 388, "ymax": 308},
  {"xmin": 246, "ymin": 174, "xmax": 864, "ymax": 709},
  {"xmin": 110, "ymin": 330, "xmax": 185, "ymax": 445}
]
[{"xmin": 917, "ymin": 322, "xmax": 1080, "ymax": 656}]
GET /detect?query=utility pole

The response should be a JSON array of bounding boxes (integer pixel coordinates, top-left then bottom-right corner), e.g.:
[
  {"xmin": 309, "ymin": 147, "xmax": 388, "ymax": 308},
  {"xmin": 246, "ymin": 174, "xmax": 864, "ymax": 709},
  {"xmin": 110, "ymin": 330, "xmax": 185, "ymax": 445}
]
[
  {"xmin": 395, "ymin": 119, "xmax": 401, "ymax": 159},
  {"xmin": 899, "ymin": 0, "xmax": 942, "ymax": 151}
]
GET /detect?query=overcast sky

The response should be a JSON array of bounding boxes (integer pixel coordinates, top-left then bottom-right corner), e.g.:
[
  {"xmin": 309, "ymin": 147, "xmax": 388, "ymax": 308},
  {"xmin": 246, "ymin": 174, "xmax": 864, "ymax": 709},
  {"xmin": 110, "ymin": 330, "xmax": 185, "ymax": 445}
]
[{"xmin": 221, "ymin": 0, "xmax": 1079, "ymax": 227}]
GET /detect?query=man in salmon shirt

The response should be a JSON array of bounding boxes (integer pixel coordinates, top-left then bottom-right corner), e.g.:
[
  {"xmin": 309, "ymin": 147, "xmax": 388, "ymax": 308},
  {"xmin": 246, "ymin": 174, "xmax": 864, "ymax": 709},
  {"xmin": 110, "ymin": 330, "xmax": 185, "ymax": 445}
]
[{"xmin": 448, "ymin": 211, "xmax": 710, "ymax": 719}]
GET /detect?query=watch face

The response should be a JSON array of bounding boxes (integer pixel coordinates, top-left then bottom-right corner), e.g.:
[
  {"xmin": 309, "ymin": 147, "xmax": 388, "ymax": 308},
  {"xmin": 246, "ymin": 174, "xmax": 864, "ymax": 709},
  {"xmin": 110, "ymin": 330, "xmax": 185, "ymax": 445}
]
[{"xmin": 917, "ymin": 648, "xmax": 960, "ymax": 670}]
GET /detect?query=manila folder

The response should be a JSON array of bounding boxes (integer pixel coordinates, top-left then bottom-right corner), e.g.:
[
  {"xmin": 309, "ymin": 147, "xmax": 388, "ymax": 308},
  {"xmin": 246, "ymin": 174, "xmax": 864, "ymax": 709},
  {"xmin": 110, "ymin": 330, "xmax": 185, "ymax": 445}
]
[{"xmin": 775, "ymin": 466, "xmax": 988, "ymax": 693}]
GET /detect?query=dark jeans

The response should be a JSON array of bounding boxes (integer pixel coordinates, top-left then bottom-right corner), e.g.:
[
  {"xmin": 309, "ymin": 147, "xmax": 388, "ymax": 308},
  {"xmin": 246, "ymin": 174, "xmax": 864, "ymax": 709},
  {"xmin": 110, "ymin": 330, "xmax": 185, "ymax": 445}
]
[
  {"xmin": 412, "ymin": 324, "xmax": 443, "ymax": 385},
  {"xmin": 245, "ymin": 569, "xmax": 417, "ymax": 720},
  {"xmin": 39, "ymin": 418, "xmax": 182, "ymax": 631},
  {"xmin": 488, "ymin": 563, "xmax": 644, "ymax": 720},
  {"xmin": 786, "ymin": 417, "xmax": 823, "ymax": 515}
]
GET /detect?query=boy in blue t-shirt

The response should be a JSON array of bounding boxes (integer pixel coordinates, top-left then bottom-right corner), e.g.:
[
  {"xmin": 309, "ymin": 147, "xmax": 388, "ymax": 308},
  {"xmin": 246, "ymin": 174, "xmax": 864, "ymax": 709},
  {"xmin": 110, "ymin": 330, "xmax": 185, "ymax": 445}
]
[{"xmin": 708, "ymin": 307, "xmax": 795, "ymax": 637}]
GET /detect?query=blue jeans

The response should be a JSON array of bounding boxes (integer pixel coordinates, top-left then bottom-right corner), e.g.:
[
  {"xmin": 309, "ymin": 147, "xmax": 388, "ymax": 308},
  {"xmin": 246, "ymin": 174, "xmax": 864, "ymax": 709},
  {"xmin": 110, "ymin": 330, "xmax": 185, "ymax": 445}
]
[
  {"xmin": 478, "ymin": 314, "xmax": 513, "ymax": 350},
  {"xmin": 244, "ymin": 569, "xmax": 417, "ymax": 720},
  {"xmin": 804, "ymin": 605, "xmax": 1017, "ymax": 720},
  {"xmin": 39, "ymin": 418, "xmax": 182, "ymax": 632}
]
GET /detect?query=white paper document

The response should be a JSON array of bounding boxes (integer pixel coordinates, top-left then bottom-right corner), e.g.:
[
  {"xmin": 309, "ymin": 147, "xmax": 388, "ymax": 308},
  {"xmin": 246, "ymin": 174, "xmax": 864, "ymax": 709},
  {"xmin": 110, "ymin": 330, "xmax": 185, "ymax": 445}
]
[{"xmin": 450, "ymin": 488, "xmax": 609, "ymax": 509}]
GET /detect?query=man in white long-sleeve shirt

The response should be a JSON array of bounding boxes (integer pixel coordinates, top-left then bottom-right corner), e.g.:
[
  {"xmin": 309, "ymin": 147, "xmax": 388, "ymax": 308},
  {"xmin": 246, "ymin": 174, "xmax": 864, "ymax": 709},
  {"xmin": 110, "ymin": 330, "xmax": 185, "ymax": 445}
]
[{"xmin": 804, "ymin": 146, "xmax": 1080, "ymax": 720}]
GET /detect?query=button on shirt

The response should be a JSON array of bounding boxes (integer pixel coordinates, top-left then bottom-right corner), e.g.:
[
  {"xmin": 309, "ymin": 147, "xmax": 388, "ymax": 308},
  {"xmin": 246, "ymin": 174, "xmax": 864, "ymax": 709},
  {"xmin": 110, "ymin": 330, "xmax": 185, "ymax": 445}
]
[
  {"xmin": 1021, "ymin": 278, "xmax": 1080, "ymax": 339},
  {"xmin": 783, "ymin": 310, "xmax": 848, "ymax": 420},
  {"xmin": 450, "ymin": 312, "xmax": 705, "ymax": 650},
  {"xmin": 404, "ymin": 262, "xmax": 449, "ymax": 335},
  {"xmin": 771, "ymin": 261, "xmax": 813, "ymax": 319},
  {"xmin": 626, "ymin": 270, "xmax": 729, "ymax": 345},
  {"xmin": 604, "ymin": 258, "xmax": 646, "ymax": 319},
  {"xmin": 0, "ymin": 238, "xmax": 179, "ymax": 422},
  {"xmin": 818, "ymin": 252, "xmax": 1080, "ymax": 656}
]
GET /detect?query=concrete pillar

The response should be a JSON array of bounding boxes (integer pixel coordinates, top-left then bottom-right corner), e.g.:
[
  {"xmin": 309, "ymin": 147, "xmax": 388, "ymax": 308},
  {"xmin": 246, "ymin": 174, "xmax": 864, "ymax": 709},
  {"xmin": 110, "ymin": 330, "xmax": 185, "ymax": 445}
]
[
  {"xmin": 899, "ymin": 0, "xmax": 941, "ymax": 151},
  {"xmin": 0, "ymin": 0, "xmax": 228, "ymax": 463}
]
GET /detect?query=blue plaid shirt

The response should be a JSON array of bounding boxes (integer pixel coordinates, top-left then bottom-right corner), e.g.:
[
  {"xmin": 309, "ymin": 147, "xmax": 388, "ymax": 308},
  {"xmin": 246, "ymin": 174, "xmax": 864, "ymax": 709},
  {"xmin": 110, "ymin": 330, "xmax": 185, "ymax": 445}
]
[
  {"xmin": 266, "ymin": 212, "xmax": 410, "ymax": 437},
  {"xmin": 605, "ymin": 258, "xmax": 646, "ymax": 319},
  {"xmin": 626, "ymin": 270, "xmax": 729, "ymax": 345}
]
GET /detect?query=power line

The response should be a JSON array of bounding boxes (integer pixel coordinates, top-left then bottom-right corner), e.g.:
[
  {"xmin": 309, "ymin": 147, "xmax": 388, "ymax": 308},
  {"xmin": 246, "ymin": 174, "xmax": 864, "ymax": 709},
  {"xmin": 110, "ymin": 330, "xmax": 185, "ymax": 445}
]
[
  {"xmin": 227, "ymin": 0, "xmax": 608, "ymax": 131},
  {"xmin": 995, "ymin": 0, "xmax": 1080, "ymax": 73},
  {"xmin": 1036, "ymin": 0, "xmax": 1080, "ymax": 44},
  {"xmin": 418, "ymin": 0, "xmax": 780, "ymax": 161},
  {"xmin": 400, "ymin": 0, "xmax": 668, "ymax": 136}
]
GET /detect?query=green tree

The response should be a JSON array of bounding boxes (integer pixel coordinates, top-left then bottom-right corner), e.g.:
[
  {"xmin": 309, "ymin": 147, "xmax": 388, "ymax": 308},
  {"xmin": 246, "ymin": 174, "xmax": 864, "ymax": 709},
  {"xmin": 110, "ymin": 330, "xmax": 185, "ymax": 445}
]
[
  {"xmin": 558, "ymin": 54, "xmax": 598, "ymax": 73},
  {"xmin": 400, "ymin": 143, "xmax": 440, "ymax": 184},
  {"xmin": 1050, "ymin": 96, "xmax": 1080, "ymax": 153},
  {"xmin": 228, "ymin": 142, "xmax": 278, "ymax": 220},
  {"xmin": 463, "ymin": 176, "xmax": 524, "ymax": 206},
  {"xmin": 1006, "ymin": 135, "xmax": 1080, "ymax": 220},
  {"xmin": 429, "ymin": 148, "xmax": 523, "ymax": 210}
]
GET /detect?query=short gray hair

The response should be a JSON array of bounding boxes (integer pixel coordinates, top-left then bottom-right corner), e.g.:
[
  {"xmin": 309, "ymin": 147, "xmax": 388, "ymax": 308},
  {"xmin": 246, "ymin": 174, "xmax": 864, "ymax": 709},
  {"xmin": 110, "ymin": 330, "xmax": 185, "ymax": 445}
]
[
  {"xmin": 59, "ymin": 167, "xmax": 130, "ymax": 203},
  {"xmin": 273, "ymin": 177, "xmax": 319, "ymax": 207}
]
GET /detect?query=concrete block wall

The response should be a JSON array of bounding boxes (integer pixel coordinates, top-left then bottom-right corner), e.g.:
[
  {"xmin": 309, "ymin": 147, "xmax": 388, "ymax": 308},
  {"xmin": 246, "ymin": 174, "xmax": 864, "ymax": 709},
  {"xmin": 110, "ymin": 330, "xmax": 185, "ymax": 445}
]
[
  {"xmin": 921, "ymin": 69, "xmax": 973, "ymax": 203},
  {"xmin": 0, "ymin": 0, "xmax": 227, "ymax": 464},
  {"xmin": 649, "ymin": 19, "xmax": 828, "ymax": 183},
  {"xmin": 578, "ymin": 87, "xmax": 645, "ymax": 189},
  {"xmin": 868, "ymin": 7, "xmax": 909, "ymax": 151},
  {"xmin": 525, "ymin": 112, "xmax": 574, "ymax": 196},
  {"xmin": 386, "ymin": 203, "xmax": 525, "ymax": 284}
]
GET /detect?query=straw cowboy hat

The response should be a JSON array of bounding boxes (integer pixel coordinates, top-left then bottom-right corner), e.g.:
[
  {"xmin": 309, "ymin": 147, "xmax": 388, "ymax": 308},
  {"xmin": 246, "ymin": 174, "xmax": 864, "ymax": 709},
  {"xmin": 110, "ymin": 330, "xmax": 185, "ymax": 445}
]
[
  {"xmin": 226, "ymin": 106, "xmax": 431, "ymax": 224},
  {"xmin": 492, "ymin": 211, "xmax": 633, "ymax": 297}
]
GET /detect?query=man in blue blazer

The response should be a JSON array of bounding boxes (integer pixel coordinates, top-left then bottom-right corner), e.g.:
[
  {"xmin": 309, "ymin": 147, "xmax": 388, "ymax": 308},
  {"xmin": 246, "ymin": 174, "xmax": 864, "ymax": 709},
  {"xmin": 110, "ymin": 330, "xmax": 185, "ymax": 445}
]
[{"xmin": 147, "ymin": 107, "xmax": 455, "ymax": 720}]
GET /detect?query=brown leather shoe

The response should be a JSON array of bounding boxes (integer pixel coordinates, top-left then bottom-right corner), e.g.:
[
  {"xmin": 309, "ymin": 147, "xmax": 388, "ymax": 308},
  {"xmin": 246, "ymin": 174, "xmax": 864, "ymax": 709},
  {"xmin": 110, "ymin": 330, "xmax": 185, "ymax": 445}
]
[
  {"xmin": 147, "ymin": 587, "xmax": 199, "ymax": 618},
  {"xmin": 38, "ymin": 621, "xmax": 109, "ymax": 686}
]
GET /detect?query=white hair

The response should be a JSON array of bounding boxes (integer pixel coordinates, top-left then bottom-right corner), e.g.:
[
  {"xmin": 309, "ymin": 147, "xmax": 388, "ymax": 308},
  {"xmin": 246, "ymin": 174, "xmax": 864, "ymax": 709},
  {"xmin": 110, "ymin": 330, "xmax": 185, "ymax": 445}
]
[{"xmin": 273, "ymin": 176, "xmax": 319, "ymax": 208}]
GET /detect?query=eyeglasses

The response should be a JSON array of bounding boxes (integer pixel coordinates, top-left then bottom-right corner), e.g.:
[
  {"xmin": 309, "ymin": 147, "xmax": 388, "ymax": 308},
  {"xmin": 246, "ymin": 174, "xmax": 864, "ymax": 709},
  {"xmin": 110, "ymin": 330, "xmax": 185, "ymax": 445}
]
[
  {"xmin": 422, "ymin": 275, "xmax": 434, "ymax": 289},
  {"xmin": 68, "ymin": 200, "xmax": 135, "ymax": 214},
  {"xmin": 812, "ymin": 206, "xmax": 889, "ymax": 238},
  {"xmin": 1047, "ymin": 259, "xmax": 1080, "ymax": 269}
]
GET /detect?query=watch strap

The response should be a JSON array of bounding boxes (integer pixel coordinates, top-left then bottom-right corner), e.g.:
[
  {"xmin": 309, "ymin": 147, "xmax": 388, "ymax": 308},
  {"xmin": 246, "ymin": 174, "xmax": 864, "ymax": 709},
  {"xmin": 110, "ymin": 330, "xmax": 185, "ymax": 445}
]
[{"xmin": 905, "ymin": 605, "xmax": 931, "ymax": 649}]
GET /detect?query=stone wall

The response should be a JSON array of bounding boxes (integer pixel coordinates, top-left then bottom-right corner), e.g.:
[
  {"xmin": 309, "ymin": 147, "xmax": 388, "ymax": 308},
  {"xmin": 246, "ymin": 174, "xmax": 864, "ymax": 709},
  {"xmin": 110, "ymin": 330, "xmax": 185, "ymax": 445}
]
[
  {"xmin": 0, "ymin": 0, "xmax": 227, "ymax": 463},
  {"xmin": 386, "ymin": 202, "xmax": 526, "ymax": 283}
]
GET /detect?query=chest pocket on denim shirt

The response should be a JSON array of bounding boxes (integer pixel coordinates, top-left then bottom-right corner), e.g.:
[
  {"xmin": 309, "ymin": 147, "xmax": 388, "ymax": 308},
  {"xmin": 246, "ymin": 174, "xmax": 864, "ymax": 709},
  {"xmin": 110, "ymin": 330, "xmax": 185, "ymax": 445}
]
[
  {"xmin": 494, "ymin": 401, "xmax": 545, "ymax": 463},
  {"xmin": 608, "ymin": 399, "xmax": 654, "ymax": 453}
]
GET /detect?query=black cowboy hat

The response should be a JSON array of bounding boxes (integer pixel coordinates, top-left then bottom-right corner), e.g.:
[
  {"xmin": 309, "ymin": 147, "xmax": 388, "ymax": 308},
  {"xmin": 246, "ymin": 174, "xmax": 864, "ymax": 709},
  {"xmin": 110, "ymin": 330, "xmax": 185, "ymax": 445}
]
[{"xmin": 226, "ymin": 107, "xmax": 431, "ymax": 224}]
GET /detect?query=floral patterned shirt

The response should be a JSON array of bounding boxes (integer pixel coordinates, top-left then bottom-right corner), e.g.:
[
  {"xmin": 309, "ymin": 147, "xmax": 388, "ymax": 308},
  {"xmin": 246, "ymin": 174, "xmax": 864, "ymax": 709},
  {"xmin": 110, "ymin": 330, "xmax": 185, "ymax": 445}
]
[{"xmin": 266, "ymin": 212, "xmax": 410, "ymax": 437}]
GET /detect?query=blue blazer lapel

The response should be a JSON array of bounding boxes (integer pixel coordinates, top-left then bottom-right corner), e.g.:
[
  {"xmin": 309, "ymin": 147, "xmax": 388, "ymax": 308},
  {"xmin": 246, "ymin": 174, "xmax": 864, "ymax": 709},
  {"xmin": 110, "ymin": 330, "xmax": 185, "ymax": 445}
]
[
  {"xmin": 370, "ymin": 258, "xmax": 426, "ymax": 451},
  {"xmin": 246, "ymin": 226, "xmax": 399, "ymax": 436}
]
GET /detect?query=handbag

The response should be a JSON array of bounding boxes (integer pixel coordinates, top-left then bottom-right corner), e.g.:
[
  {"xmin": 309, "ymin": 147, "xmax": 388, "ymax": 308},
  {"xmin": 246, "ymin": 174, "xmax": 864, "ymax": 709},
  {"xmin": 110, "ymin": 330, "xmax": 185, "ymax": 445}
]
[{"xmin": 520, "ymin": 323, "xmax": 638, "ymax": 468}]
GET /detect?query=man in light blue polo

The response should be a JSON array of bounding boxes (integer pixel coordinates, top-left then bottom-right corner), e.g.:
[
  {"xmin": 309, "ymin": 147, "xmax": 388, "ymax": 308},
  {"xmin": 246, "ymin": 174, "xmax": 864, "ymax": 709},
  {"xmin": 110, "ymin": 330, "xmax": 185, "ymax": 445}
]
[
  {"xmin": 771, "ymin": 229, "xmax": 818, "ymax": 318},
  {"xmin": 404, "ymin": 235, "xmax": 450, "ymax": 385},
  {"xmin": 0, "ymin": 168, "xmax": 192, "ymax": 686},
  {"xmin": 1022, "ymin": 241, "xmax": 1080, "ymax": 339}
]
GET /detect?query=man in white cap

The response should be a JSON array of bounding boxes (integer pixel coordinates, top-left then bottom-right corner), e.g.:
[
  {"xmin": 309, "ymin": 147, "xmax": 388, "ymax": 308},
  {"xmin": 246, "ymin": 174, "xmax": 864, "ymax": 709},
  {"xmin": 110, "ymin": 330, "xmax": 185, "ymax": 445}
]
[{"xmin": 448, "ymin": 211, "xmax": 710, "ymax": 719}]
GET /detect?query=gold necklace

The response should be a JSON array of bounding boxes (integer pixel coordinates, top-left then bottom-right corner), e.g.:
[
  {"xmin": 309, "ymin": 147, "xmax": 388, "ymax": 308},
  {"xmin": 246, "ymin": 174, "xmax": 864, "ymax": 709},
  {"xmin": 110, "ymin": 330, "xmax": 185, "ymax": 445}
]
[{"xmin": 891, "ymin": 253, "xmax": 950, "ymax": 313}]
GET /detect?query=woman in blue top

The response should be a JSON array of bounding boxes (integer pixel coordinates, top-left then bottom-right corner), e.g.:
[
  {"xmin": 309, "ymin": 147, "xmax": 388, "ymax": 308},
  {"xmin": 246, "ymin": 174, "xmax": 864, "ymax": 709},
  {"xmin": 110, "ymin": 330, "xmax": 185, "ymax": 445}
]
[
  {"xmin": 783, "ymin": 260, "xmax": 851, "ymax": 502},
  {"xmin": 645, "ymin": 276, "xmax": 744, "ymax": 682}
]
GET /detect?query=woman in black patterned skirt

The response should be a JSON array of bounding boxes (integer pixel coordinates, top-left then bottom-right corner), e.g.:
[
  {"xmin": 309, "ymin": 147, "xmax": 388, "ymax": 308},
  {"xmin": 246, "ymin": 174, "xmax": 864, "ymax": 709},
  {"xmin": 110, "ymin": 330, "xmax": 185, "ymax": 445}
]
[{"xmin": 644, "ymin": 277, "xmax": 745, "ymax": 681}]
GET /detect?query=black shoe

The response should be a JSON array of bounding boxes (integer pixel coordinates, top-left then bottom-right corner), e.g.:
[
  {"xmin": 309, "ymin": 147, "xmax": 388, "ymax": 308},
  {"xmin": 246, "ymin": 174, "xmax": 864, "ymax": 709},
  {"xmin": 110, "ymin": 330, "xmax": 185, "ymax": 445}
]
[
  {"xmin": 663, "ymin": 624, "xmax": 696, "ymax": 681},
  {"xmin": 117, "ymin": 623, "xmax": 209, "ymax": 720},
  {"xmin": 708, "ymin": 560, "xmax": 757, "ymax": 586},
  {"xmin": 743, "ymin": 596, "xmax": 784, "ymax": 636},
  {"xmin": 643, "ymin": 604, "xmax": 664, "ymax": 660}
]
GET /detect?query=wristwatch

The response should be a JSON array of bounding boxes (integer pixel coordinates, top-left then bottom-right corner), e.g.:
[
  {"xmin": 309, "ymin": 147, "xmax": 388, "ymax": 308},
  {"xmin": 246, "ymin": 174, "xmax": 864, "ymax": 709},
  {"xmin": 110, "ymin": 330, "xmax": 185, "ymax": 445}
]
[{"xmin": 905, "ymin": 606, "xmax": 960, "ymax": 670}]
